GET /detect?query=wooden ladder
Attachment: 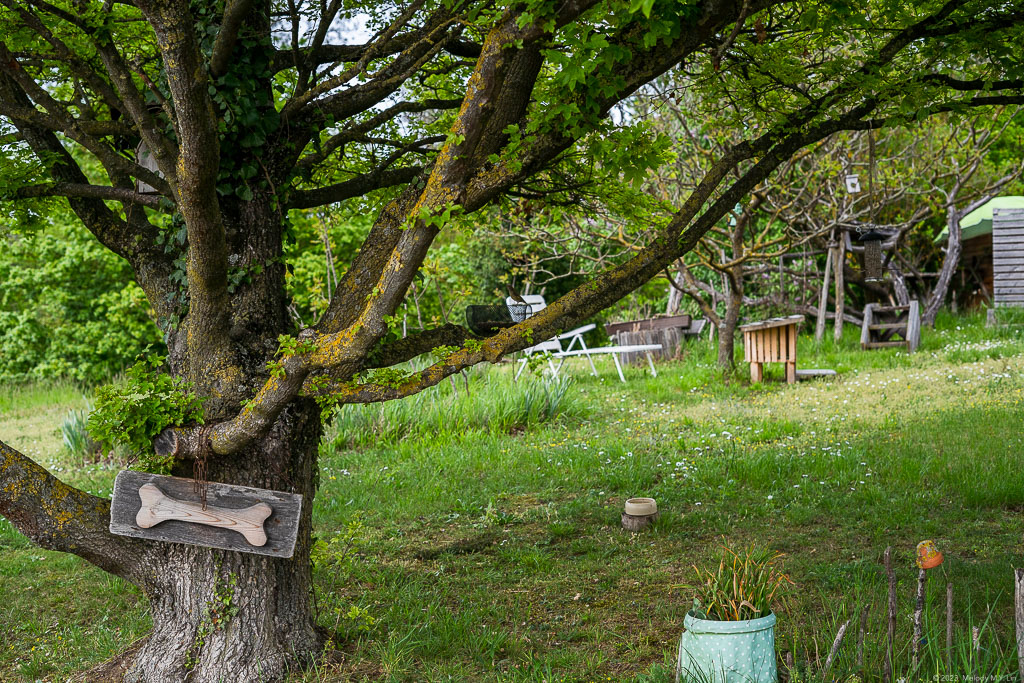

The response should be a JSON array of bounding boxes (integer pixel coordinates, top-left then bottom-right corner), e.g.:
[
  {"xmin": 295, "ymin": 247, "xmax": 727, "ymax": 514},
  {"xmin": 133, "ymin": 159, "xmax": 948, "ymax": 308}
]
[{"xmin": 860, "ymin": 301, "xmax": 921, "ymax": 352}]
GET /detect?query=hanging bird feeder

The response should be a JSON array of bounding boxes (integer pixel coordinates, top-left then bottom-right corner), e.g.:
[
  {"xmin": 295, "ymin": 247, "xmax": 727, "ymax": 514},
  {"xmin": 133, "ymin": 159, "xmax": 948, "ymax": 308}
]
[
  {"xmin": 858, "ymin": 229, "xmax": 886, "ymax": 282},
  {"xmin": 465, "ymin": 301, "xmax": 532, "ymax": 336}
]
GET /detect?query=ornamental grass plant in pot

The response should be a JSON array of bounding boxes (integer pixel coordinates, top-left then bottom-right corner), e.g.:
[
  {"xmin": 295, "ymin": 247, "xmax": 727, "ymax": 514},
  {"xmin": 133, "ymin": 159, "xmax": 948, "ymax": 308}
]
[{"xmin": 676, "ymin": 545, "xmax": 793, "ymax": 683}]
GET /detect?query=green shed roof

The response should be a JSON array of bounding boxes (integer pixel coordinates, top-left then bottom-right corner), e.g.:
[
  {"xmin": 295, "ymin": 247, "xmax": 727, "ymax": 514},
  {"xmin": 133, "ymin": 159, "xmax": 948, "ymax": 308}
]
[{"xmin": 935, "ymin": 196, "xmax": 1024, "ymax": 243}]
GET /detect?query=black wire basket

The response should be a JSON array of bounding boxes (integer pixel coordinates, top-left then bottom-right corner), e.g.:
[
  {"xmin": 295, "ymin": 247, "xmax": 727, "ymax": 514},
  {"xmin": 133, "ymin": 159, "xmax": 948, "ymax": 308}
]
[{"xmin": 465, "ymin": 303, "xmax": 532, "ymax": 336}]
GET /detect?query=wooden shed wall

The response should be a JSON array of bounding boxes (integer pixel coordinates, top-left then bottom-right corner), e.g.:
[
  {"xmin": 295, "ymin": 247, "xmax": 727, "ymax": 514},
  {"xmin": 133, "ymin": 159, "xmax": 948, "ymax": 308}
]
[
  {"xmin": 993, "ymin": 208, "xmax": 1024, "ymax": 306},
  {"xmin": 962, "ymin": 232, "xmax": 993, "ymax": 308}
]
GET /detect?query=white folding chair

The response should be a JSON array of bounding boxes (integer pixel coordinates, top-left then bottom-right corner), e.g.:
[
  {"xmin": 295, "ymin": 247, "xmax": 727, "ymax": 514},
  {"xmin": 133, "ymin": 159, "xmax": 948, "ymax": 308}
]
[
  {"xmin": 511, "ymin": 294, "xmax": 663, "ymax": 382},
  {"xmin": 509, "ymin": 294, "xmax": 597, "ymax": 379}
]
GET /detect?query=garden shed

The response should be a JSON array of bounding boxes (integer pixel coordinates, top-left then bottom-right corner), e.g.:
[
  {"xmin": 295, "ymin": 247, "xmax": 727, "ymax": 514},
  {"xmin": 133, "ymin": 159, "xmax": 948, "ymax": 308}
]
[
  {"xmin": 993, "ymin": 206, "xmax": 1024, "ymax": 306},
  {"xmin": 936, "ymin": 196, "xmax": 1024, "ymax": 308}
]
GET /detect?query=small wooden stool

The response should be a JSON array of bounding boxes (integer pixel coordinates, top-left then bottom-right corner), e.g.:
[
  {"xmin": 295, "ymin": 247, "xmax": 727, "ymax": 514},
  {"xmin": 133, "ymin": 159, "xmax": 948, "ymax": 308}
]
[{"xmin": 739, "ymin": 315, "xmax": 804, "ymax": 384}]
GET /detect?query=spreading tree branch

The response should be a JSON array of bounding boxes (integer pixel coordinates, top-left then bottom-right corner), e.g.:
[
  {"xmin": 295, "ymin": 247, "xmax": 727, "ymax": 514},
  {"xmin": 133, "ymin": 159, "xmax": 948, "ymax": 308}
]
[
  {"xmin": 271, "ymin": 36, "xmax": 482, "ymax": 73},
  {"xmin": 295, "ymin": 98, "xmax": 461, "ymax": 171},
  {"xmin": 135, "ymin": 0, "xmax": 234, "ymax": 379},
  {"xmin": 209, "ymin": 0, "xmax": 257, "ymax": 78},
  {"xmin": 11, "ymin": 183, "xmax": 168, "ymax": 208},
  {"xmin": 0, "ymin": 439, "xmax": 153, "ymax": 588},
  {"xmin": 0, "ymin": 71, "xmax": 179, "ymax": 319},
  {"xmin": 365, "ymin": 323, "xmax": 475, "ymax": 368},
  {"xmin": 288, "ymin": 165, "xmax": 429, "ymax": 209}
]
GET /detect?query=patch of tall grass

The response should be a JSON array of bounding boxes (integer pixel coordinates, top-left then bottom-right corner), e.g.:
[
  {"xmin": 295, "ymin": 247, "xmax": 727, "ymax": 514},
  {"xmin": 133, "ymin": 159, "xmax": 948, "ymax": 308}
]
[
  {"xmin": 322, "ymin": 367, "xmax": 586, "ymax": 451},
  {"xmin": 60, "ymin": 404, "xmax": 99, "ymax": 462}
]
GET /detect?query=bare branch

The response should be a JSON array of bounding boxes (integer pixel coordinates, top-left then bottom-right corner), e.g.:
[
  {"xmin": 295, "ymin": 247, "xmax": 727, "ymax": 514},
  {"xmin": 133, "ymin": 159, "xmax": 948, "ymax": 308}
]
[
  {"xmin": 0, "ymin": 46, "xmax": 171, "ymax": 195},
  {"xmin": 296, "ymin": 99, "xmax": 461, "ymax": 170},
  {"xmin": 288, "ymin": 165, "xmax": 428, "ymax": 209},
  {"xmin": 272, "ymin": 36, "xmax": 481, "ymax": 74},
  {"xmin": 10, "ymin": 182, "xmax": 169, "ymax": 209}
]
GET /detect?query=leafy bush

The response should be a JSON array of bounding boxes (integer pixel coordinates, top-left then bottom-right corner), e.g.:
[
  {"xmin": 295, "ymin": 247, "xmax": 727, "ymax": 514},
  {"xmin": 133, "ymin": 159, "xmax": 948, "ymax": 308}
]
[
  {"xmin": 681, "ymin": 545, "xmax": 793, "ymax": 621},
  {"xmin": 87, "ymin": 354, "xmax": 204, "ymax": 473},
  {"xmin": 0, "ymin": 224, "xmax": 162, "ymax": 383}
]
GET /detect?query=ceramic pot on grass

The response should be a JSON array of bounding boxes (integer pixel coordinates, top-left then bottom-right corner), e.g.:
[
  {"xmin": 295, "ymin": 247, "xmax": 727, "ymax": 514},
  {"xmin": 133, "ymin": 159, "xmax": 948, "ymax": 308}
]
[
  {"xmin": 676, "ymin": 611, "xmax": 777, "ymax": 683},
  {"xmin": 675, "ymin": 545, "xmax": 790, "ymax": 683}
]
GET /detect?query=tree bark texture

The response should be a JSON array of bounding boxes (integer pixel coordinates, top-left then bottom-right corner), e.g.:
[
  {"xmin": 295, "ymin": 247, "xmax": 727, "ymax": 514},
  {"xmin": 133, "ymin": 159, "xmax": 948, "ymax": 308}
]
[
  {"xmin": 718, "ymin": 269, "xmax": 743, "ymax": 368},
  {"xmin": 141, "ymin": 396, "xmax": 326, "ymax": 683},
  {"xmin": 131, "ymin": 398, "xmax": 323, "ymax": 681}
]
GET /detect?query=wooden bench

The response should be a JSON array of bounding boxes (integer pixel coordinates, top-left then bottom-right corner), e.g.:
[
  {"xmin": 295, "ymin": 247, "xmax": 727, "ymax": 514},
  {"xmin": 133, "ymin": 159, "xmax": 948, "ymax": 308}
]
[
  {"xmin": 605, "ymin": 314, "xmax": 692, "ymax": 362},
  {"xmin": 860, "ymin": 301, "xmax": 920, "ymax": 351},
  {"xmin": 739, "ymin": 315, "xmax": 804, "ymax": 384}
]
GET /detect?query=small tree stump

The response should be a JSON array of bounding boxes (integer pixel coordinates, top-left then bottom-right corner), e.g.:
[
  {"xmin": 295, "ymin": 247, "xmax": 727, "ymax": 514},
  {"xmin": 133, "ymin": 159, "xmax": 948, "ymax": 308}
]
[{"xmin": 621, "ymin": 511, "xmax": 660, "ymax": 531}]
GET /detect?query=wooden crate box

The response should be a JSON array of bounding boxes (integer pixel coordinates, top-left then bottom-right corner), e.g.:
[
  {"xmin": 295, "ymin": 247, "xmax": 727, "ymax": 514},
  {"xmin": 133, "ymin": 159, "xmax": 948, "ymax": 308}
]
[{"xmin": 740, "ymin": 315, "xmax": 804, "ymax": 384}]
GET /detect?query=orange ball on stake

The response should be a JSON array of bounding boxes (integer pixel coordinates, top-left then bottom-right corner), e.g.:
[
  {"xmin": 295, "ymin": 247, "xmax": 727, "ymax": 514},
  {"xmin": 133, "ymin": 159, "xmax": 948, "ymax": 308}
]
[{"xmin": 916, "ymin": 540, "xmax": 944, "ymax": 569}]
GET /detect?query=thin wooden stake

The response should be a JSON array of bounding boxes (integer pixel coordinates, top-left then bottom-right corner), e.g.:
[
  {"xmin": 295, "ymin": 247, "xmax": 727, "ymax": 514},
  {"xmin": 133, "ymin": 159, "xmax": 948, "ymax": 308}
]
[
  {"xmin": 946, "ymin": 582, "xmax": 954, "ymax": 670},
  {"xmin": 884, "ymin": 546, "xmax": 896, "ymax": 683},
  {"xmin": 1014, "ymin": 569, "xmax": 1024, "ymax": 682},
  {"xmin": 815, "ymin": 245, "xmax": 834, "ymax": 343},
  {"xmin": 912, "ymin": 568, "xmax": 927, "ymax": 670},
  {"xmin": 834, "ymin": 241, "xmax": 845, "ymax": 343},
  {"xmin": 823, "ymin": 618, "xmax": 850, "ymax": 677},
  {"xmin": 857, "ymin": 603, "xmax": 870, "ymax": 668}
]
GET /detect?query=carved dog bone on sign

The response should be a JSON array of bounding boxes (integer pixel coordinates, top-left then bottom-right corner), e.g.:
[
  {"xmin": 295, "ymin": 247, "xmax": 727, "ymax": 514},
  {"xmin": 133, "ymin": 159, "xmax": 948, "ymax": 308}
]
[
  {"xmin": 111, "ymin": 471, "xmax": 302, "ymax": 556},
  {"xmin": 136, "ymin": 483, "xmax": 273, "ymax": 547}
]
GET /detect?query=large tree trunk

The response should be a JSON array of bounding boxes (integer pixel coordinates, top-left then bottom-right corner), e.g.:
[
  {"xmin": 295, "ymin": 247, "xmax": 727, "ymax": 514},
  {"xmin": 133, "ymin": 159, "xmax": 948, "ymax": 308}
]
[
  {"xmin": 666, "ymin": 274, "xmax": 685, "ymax": 314},
  {"xmin": 126, "ymin": 400, "xmax": 323, "ymax": 682}
]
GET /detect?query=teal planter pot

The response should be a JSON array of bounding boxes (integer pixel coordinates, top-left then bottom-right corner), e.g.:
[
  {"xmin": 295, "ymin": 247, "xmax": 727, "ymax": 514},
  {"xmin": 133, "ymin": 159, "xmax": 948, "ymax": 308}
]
[{"xmin": 676, "ymin": 611, "xmax": 777, "ymax": 683}]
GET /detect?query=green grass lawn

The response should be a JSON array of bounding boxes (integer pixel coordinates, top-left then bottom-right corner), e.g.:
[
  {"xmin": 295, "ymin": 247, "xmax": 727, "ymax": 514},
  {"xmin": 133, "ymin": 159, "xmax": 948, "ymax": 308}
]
[{"xmin": 3, "ymin": 313, "xmax": 1024, "ymax": 681}]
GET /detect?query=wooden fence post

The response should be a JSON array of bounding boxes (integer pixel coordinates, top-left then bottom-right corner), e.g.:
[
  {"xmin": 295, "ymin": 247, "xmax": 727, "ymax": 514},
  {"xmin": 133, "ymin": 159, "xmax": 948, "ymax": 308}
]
[
  {"xmin": 857, "ymin": 603, "xmax": 870, "ymax": 669},
  {"xmin": 946, "ymin": 582, "xmax": 954, "ymax": 670},
  {"xmin": 884, "ymin": 546, "xmax": 896, "ymax": 683},
  {"xmin": 912, "ymin": 568, "xmax": 926, "ymax": 670},
  {"xmin": 1014, "ymin": 568, "xmax": 1024, "ymax": 681},
  {"xmin": 823, "ymin": 619, "xmax": 850, "ymax": 677},
  {"xmin": 815, "ymin": 247, "xmax": 833, "ymax": 343}
]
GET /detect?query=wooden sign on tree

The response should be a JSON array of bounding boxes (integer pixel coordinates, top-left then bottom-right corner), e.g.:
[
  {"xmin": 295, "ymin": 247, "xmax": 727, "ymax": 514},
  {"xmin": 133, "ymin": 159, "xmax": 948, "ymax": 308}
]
[{"xmin": 109, "ymin": 470, "xmax": 303, "ymax": 557}]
